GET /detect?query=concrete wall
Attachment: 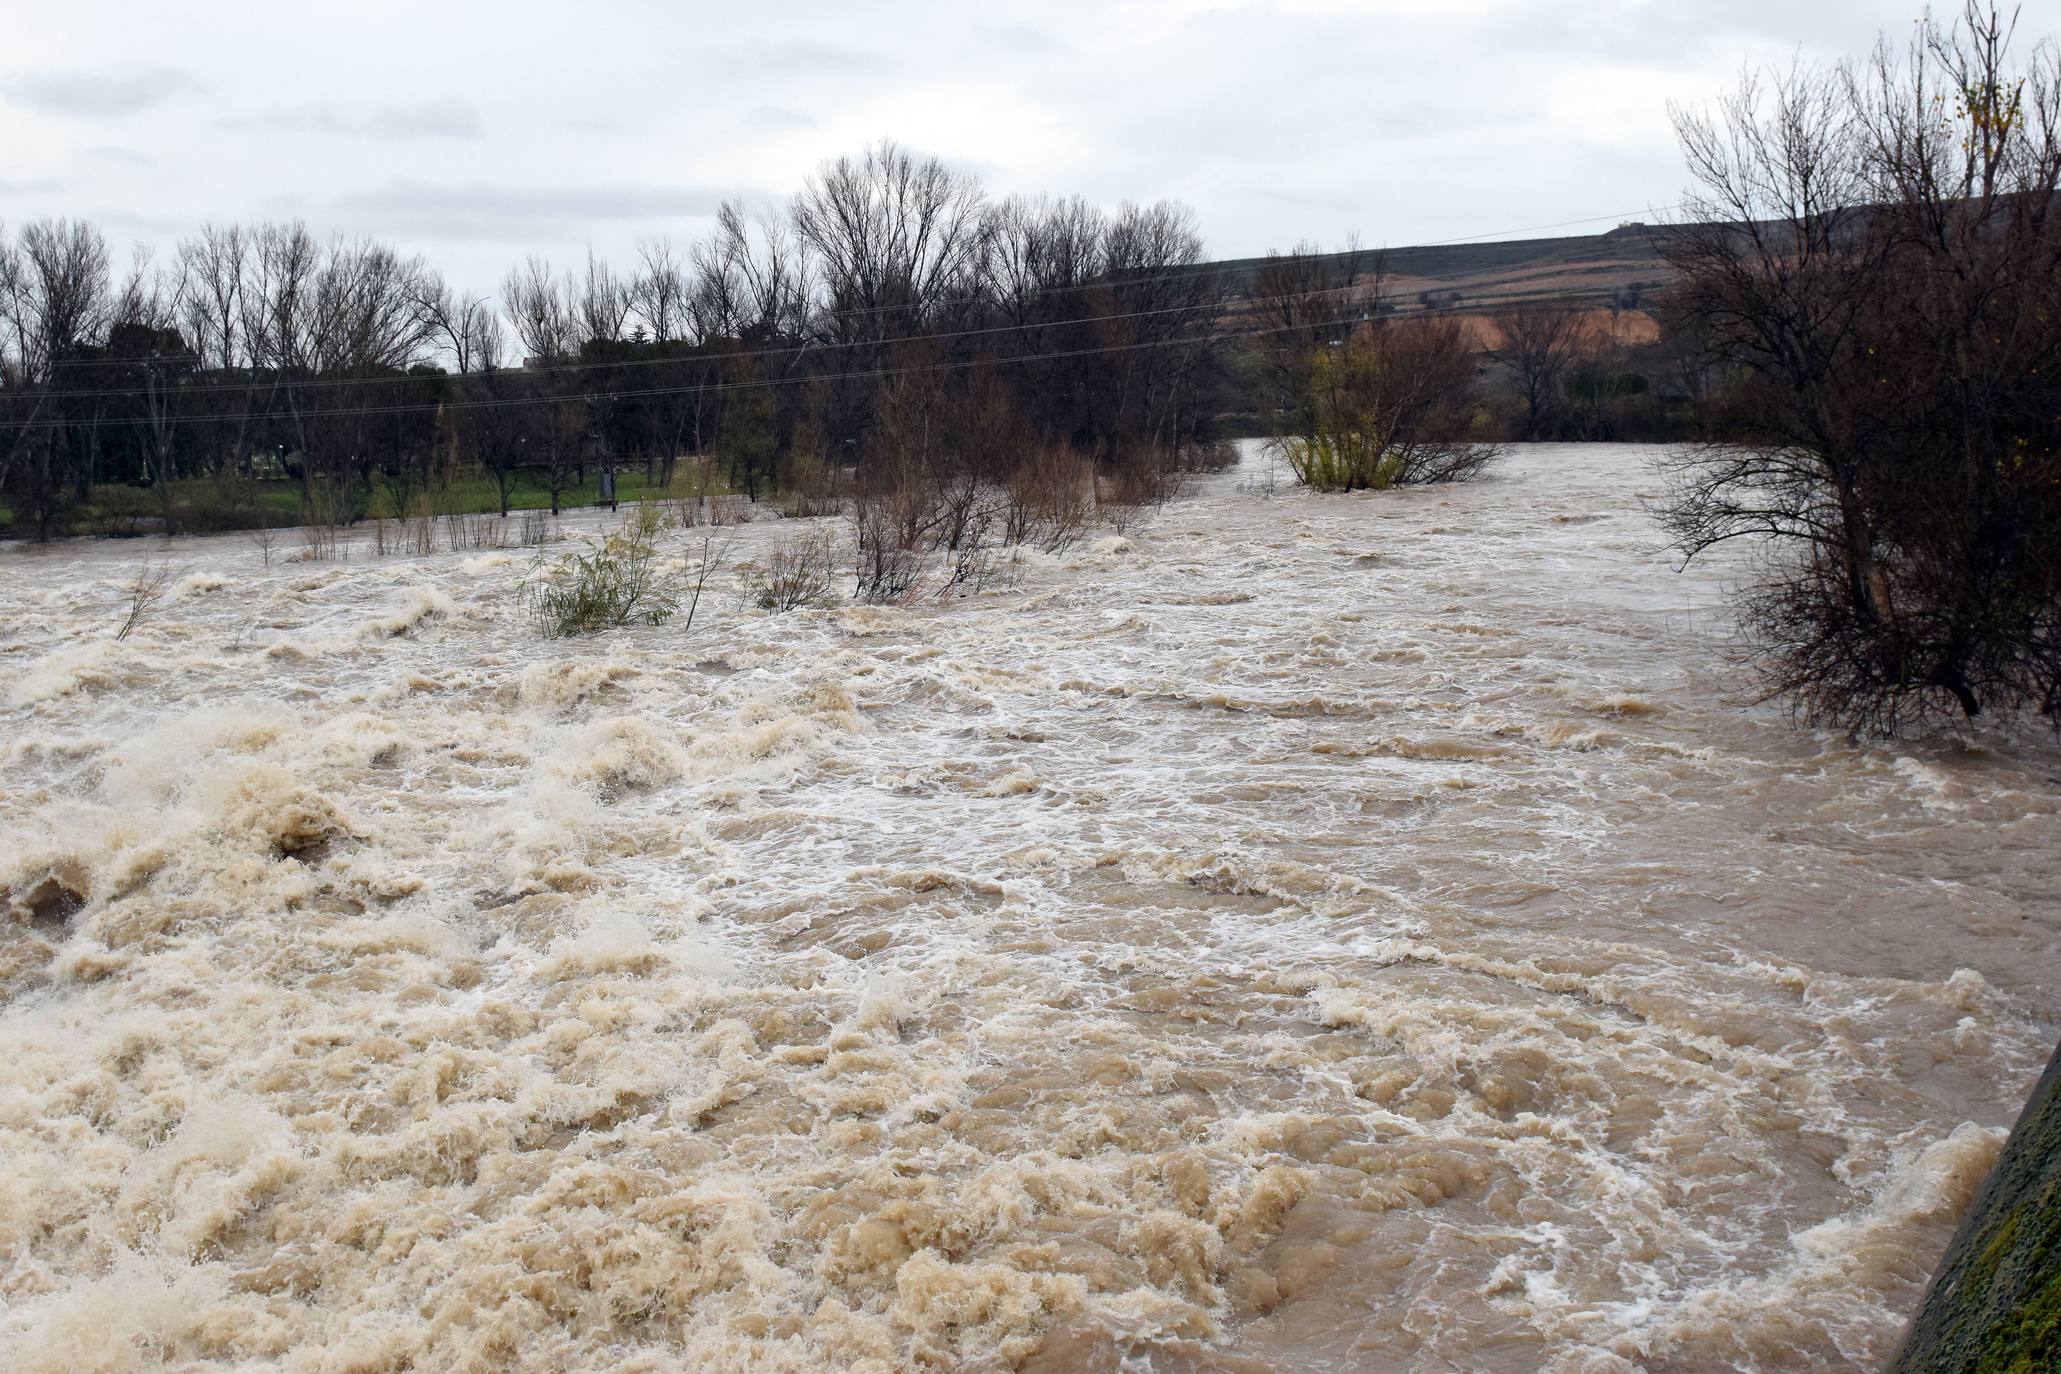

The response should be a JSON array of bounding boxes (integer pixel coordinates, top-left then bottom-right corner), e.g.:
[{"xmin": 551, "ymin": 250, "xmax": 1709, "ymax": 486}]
[{"xmin": 1888, "ymin": 1041, "xmax": 2061, "ymax": 1372}]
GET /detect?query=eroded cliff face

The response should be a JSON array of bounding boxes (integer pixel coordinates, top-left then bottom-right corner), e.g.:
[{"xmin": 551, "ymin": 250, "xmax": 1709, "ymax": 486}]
[{"xmin": 2, "ymin": 443, "xmax": 2056, "ymax": 1373}]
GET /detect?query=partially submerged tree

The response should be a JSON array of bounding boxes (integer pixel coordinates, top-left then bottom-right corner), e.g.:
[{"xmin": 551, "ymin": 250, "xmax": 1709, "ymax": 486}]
[
  {"xmin": 1657, "ymin": 1, "xmax": 2061, "ymax": 731},
  {"xmin": 1277, "ymin": 314, "xmax": 1497, "ymax": 491}
]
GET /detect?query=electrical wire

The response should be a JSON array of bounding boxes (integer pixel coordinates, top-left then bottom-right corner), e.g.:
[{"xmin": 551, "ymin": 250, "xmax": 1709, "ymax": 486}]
[
  {"xmin": 0, "ymin": 300, "xmax": 1554, "ymax": 432},
  {"xmin": 19, "ymin": 198, "xmax": 1684, "ymax": 391}
]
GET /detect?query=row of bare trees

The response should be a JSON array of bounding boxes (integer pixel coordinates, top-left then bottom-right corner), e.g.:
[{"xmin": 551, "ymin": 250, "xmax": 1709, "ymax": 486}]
[
  {"xmin": 0, "ymin": 142, "xmax": 1235, "ymax": 540},
  {"xmin": 0, "ymin": 219, "xmax": 455, "ymax": 538}
]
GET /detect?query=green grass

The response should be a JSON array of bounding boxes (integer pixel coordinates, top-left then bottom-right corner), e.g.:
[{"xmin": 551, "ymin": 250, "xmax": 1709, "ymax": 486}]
[
  {"xmin": 397, "ymin": 466, "xmax": 729, "ymax": 517},
  {"xmin": 2, "ymin": 463, "xmax": 738, "ymax": 540}
]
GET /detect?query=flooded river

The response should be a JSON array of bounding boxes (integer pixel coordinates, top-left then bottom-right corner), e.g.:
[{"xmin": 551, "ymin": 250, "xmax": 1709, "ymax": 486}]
[{"xmin": 2, "ymin": 442, "xmax": 2055, "ymax": 1372}]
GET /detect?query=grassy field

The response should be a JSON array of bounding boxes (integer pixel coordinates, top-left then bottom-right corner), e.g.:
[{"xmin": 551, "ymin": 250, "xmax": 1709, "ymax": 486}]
[{"xmin": 1, "ymin": 463, "xmax": 736, "ymax": 540}]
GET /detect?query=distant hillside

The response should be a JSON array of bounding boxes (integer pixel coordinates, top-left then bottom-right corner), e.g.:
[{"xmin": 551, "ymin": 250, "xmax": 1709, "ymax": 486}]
[{"xmin": 1214, "ymin": 221, "xmax": 1672, "ymax": 315}]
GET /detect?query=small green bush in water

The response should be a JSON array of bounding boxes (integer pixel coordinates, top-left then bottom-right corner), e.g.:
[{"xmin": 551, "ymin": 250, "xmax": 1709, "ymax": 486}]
[
  {"xmin": 1281, "ymin": 430, "xmax": 1407, "ymax": 492},
  {"xmin": 523, "ymin": 502, "xmax": 678, "ymax": 636},
  {"xmin": 1277, "ymin": 320, "xmax": 1496, "ymax": 492}
]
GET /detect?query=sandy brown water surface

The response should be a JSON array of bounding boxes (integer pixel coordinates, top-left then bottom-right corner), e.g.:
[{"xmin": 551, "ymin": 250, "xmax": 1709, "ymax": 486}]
[{"xmin": 2, "ymin": 442, "xmax": 2056, "ymax": 1373}]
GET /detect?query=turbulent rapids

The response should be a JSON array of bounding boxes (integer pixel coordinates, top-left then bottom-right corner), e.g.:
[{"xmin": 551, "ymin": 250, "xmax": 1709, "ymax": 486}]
[{"xmin": 1, "ymin": 443, "xmax": 2056, "ymax": 1373}]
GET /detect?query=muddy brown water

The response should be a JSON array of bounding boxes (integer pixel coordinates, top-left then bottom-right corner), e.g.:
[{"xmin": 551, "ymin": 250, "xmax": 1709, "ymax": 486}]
[{"xmin": 1, "ymin": 442, "xmax": 2055, "ymax": 1373}]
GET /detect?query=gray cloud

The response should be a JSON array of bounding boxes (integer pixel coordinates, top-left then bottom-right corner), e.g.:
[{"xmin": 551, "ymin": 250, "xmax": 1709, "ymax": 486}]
[
  {"xmin": 1235, "ymin": 185, "xmax": 1358, "ymax": 214},
  {"xmin": 86, "ymin": 208, "xmax": 191, "ymax": 236},
  {"xmin": 743, "ymin": 104, "xmax": 817, "ymax": 132},
  {"xmin": 1, "ymin": 0, "xmax": 1953, "ymax": 287},
  {"xmin": 225, "ymin": 105, "xmax": 354, "ymax": 136},
  {"xmin": 330, "ymin": 179, "xmax": 747, "ymax": 241},
  {"xmin": 83, "ymin": 145, "xmax": 155, "ymax": 168},
  {"xmin": 221, "ymin": 99, "xmax": 484, "ymax": 139},
  {"xmin": 1500, "ymin": 0, "xmax": 1902, "ymax": 66},
  {"xmin": 559, "ymin": 113, "xmax": 629, "ymax": 136},
  {"xmin": 975, "ymin": 22, "xmax": 1065, "ymax": 55},
  {"xmin": 365, "ymin": 100, "xmax": 486, "ymax": 139},
  {"xmin": 2, "ymin": 65, "xmax": 198, "ymax": 118},
  {"xmin": 706, "ymin": 38, "xmax": 889, "ymax": 74}
]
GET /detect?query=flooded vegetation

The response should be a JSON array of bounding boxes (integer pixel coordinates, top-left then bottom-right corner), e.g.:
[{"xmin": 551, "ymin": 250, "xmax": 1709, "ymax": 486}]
[{"xmin": 3, "ymin": 443, "xmax": 2054, "ymax": 1372}]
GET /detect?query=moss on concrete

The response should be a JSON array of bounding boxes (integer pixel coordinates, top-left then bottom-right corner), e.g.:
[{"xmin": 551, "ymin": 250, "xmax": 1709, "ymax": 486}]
[{"xmin": 1891, "ymin": 1043, "xmax": 2061, "ymax": 1373}]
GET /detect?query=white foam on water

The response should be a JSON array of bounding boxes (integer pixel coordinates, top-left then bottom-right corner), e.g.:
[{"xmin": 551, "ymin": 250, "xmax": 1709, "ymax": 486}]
[{"xmin": 1, "ymin": 443, "xmax": 2056, "ymax": 1373}]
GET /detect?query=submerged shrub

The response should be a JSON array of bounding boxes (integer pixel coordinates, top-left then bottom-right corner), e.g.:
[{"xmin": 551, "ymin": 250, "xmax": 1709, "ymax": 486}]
[
  {"xmin": 753, "ymin": 528, "xmax": 840, "ymax": 611},
  {"xmin": 848, "ymin": 463, "xmax": 935, "ymax": 604},
  {"xmin": 113, "ymin": 561, "xmax": 172, "ymax": 641},
  {"xmin": 1097, "ymin": 445, "xmax": 1201, "ymax": 535},
  {"xmin": 518, "ymin": 510, "xmax": 556, "ymax": 547},
  {"xmin": 522, "ymin": 502, "xmax": 677, "ymax": 636},
  {"xmin": 1004, "ymin": 447, "xmax": 1096, "ymax": 551},
  {"xmin": 776, "ymin": 457, "xmax": 848, "ymax": 519},
  {"xmin": 1279, "ymin": 319, "xmax": 1498, "ymax": 492}
]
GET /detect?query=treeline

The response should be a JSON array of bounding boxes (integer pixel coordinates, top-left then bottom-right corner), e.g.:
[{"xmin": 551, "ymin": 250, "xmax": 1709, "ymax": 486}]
[{"xmin": 0, "ymin": 142, "xmax": 1235, "ymax": 540}]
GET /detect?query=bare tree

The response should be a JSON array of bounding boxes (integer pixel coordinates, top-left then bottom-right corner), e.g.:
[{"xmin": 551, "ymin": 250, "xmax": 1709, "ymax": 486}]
[
  {"xmin": 1, "ymin": 142, "xmax": 1244, "ymax": 545},
  {"xmin": 110, "ymin": 251, "xmax": 196, "ymax": 530},
  {"xmin": 1249, "ymin": 238, "xmax": 1383, "ymax": 428},
  {"xmin": 176, "ymin": 223, "xmax": 249, "ymax": 373},
  {"xmin": 700, "ymin": 200, "xmax": 811, "ymax": 343},
  {"xmin": 576, "ymin": 251, "xmax": 633, "ymax": 346},
  {"xmin": 980, "ymin": 195, "xmax": 1108, "ymax": 448},
  {"xmin": 0, "ymin": 218, "xmax": 114, "ymax": 536},
  {"xmin": 419, "ymin": 279, "xmax": 498, "ymax": 377},
  {"xmin": 575, "ymin": 252, "xmax": 638, "ymax": 506},
  {"xmin": 1491, "ymin": 301, "xmax": 1590, "ymax": 439},
  {"xmin": 242, "ymin": 227, "xmax": 440, "ymax": 516},
  {"xmin": 630, "ymin": 237, "xmax": 690, "ymax": 344},
  {"xmin": 422, "ymin": 282, "xmax": 524, "ymax": 515},
  {"xmin": 1657, "ymin": 1, "xmax": 2061, "ymax": 729},
  {"xmin": 502, "ymin": 256, "xmax": 578, "ymax": 364},
  {"xmin": 1096, "ymin": 200, "xmax": 1227, "ymax": 460},
  {"xmin": 501, "ymin": 257, "xmax": 586, "ymax": 513},
  {"xmin": 792, "ymin": 141, "xmax": 987, "ymax": 457}
]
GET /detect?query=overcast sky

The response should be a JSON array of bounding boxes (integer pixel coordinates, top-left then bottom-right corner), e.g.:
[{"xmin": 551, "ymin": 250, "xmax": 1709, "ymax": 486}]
[{"xmin": 5, "ymin": 0, "xmax": 2052, "ymax": 291}]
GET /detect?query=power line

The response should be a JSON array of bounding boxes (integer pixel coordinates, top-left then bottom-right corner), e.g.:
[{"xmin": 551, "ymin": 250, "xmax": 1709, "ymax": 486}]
[
  {"xmin": 0, "ymin": 198, "xmax": 1680, "ymax": 429},
  {"xmin": 23, "ymin": 200, "xmax": 1685, "ymax": 389},
  {"xmin": 1400, "ymin": 204, "xmax": 1684, "ymax": 246},
  {"xmin": 3, "ymin": 303, "xmax": 1473, "ymax": 433},
  {"xmin": 16, "ymin": 279, "xmax": 1363, "ymax": 402}
]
